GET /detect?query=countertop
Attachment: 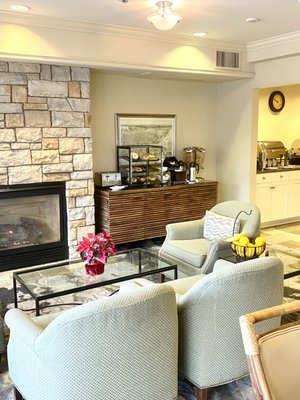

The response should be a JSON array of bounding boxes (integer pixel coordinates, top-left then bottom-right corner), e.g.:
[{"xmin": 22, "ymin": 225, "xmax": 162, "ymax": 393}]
[
  {"xmin": 95, "ymin": 179, "xmax": 217, "ymax": 193},
  {"xmin": 257, "ymin": 165, "xmax": 300, "ymax": 174}
]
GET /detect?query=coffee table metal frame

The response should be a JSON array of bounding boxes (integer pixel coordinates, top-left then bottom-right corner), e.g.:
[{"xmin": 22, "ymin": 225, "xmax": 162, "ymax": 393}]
[{"xmin": 13, "ymin": 248, "xmax": 177, "ymax": 316}]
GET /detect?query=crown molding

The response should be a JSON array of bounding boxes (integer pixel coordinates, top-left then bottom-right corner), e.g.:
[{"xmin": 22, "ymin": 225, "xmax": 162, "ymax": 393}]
[
  {"xmin": 0, "ymin": 50, "xmax": 254, "ymax": 82},
  {"xmin": 247, "ymin": 31, "xmax": 300, "ymax": 62},
  {"xmin": 0, "ymin": 10, "xmax": 247, "ymax": 52}
]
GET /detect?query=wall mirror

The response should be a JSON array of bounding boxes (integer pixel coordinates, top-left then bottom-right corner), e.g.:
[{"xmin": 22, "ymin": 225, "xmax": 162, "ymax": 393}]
[{"xmin": 116, "ymin": 113, "xmax": 176, "ymax": 156}]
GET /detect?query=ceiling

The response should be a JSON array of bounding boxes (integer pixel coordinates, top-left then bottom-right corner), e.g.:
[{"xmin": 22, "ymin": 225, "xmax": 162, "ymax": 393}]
[{"xmin": 1, "ymin": 0, "xmax": 300, "ymax": 45}]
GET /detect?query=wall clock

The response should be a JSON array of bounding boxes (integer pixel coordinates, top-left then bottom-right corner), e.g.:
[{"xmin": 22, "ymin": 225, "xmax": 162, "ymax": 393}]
[{"xmin": 268, "ymin": 90, "xmax": 285, "ymax": 113}]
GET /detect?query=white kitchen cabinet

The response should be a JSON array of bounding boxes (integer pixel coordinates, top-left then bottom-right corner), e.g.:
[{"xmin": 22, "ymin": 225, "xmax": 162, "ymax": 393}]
[
  {"xmin": 287, "ymin": 181, "xmax": 300, "ymax": 217},
  {"xmin": 256, "ymin": 170, "xmax": 300, "ymax": 224},
  {"xmin": 256, "ymin": 184, "xmax": 272, "ymax": 222}
]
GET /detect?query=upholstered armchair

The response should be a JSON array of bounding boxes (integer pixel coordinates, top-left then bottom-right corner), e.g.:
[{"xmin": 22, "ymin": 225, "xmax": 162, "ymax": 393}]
[
  {"xmin": 159, "ymin": 200, "xmax": 261, "ymax": 276},
  {"xmin": 164, "ymin": 256, "xmax": 284, "ymax": 400},
  {"xmin": 240, "ymin": 300, "xmax": 300, "ymax": 400},
  {"xmin": 5, "ymin": 285, "xmax": 178, "ymax": 400}
]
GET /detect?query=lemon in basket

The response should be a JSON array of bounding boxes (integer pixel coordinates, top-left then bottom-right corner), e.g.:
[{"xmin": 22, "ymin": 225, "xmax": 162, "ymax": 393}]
[
  {"xmin": 255, "ymin": 236, "xmax": 266, "ymax": 246},
  {"xmin": 239, "ymin": 236, "xmax": 250, "ymax": 246}
]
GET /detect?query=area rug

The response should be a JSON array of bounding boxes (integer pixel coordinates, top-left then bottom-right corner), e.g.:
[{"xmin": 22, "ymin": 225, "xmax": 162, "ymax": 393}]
[{"xmin": 0, "ymin": 233, "xmax": 299, "ymax": 400}]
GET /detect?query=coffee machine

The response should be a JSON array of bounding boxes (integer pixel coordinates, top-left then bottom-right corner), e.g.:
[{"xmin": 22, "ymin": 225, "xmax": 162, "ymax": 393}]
[
  {"xmin": 183, "ymin": 146, "xmax": 206, "ymax": 181},
  {"xmin": 163, "ymin": 157, "xmax": 186, "ymax": 182}
]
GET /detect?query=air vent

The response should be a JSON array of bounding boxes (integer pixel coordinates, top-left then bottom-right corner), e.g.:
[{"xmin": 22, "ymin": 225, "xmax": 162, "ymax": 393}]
[{"xmin": 216, "ymin": 51, "xmax": 240, "ymax": 69}]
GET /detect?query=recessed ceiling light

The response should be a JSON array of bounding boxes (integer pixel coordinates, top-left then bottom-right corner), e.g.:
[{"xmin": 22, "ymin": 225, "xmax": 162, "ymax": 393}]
[
  {"xmin": 10, "ymin": 4, "xmax": 31, "ymax": 12},
  {"xmin": 193, "ymin": 32, "xmax": 208, "ymax": 37},
  {"xmin": 245, "ymin": 17, "xmax": 260, "ymax": 23}
]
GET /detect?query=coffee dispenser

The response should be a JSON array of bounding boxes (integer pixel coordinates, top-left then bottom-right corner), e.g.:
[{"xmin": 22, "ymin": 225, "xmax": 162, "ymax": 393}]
[
  {"xmin": 183, "ymin": 146, "xmax": 206, "ymax": 181},
  {"xmin": 163, "ymin": 157, "xmax": 186, "ymax": 182}
]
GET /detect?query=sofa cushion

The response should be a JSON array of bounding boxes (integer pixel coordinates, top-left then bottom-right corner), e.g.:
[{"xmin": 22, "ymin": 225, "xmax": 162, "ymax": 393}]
[
  {"xmin": 162, "ymin": 238, "xmax": 210, "ymax": 268},
  {"xmin": 203, "ymin": 210, "xmax": 240, "ymax": 240}
]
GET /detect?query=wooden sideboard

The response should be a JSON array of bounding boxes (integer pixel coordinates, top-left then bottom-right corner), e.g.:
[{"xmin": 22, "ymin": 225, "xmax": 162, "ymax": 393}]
[{"xmin": 95, "ymin": 181, "xmax": 218, "ymax": 244}]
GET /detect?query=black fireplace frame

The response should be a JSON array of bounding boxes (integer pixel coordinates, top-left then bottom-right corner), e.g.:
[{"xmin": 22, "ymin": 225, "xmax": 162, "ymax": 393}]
[{"xmin": 0, "ymin": 182, "xmax": 68, "ymax": 272}]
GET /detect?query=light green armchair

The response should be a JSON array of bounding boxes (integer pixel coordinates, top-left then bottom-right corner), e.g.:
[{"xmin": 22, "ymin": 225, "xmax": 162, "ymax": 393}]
[
  {"xmin": 5, "ymin": 285, "xmax": 178, "ymax": 400},
  {"xmin": 166, "ymin": 256, "xmax": 284, "ymax": 400},
  {"xmin": 159, "ymin": 200, "xmax": 261, "ymax": 276}
]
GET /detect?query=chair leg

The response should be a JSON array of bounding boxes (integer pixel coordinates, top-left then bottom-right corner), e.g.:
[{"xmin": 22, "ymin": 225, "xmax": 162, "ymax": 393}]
[
  {"xmin": 14, "ymin": 386, "xmax": 23, "ymax": 400},
  {"xmin": 195, "ymin": 386, "xmax": 208, "ymax": 400}
]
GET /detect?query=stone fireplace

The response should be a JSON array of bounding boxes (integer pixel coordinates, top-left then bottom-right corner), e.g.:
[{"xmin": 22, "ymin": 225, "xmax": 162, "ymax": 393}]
[{"xmin": 0, "ymin": 61, "xmax": 95, "ymax": 267}]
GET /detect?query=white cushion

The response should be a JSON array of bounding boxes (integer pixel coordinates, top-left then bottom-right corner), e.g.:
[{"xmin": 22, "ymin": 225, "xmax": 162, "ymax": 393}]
[{"xmin": 203, "ymin": 210, "xmax": 240, "ymax": 240}]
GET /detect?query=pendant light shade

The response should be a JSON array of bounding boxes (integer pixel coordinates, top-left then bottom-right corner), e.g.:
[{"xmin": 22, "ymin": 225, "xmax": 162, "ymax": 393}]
[{"xmin": 147, "ymin": 1, "xmax": 182, "ymax": 31}]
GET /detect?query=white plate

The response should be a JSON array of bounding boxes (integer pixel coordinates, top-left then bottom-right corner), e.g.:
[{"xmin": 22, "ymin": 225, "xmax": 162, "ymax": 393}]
[{"xmin": 109, "ymin": 185, "xmax": 126, "ymax": 191}]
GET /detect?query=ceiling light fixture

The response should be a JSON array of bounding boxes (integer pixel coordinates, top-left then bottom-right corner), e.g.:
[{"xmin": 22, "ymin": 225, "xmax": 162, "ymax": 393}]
[
  {"xmin": 193, "ymin": 32, "xmax": 208, "ymax": 38},
  {"xmin": 10, "ymin": 4, "xmax": 31, "ymax": 12},
  {"xmin": 147, "ymin": 1, "xmax": 182, "ymax": 31},
  {"xmin": 245, "ymin": 17, "xmax": 260, "ymax": 23}
]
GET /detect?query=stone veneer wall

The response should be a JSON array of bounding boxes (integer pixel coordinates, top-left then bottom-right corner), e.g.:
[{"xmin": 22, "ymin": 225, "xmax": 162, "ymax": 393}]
[{"xmin": 0, "ymin": 61, "xmax": 94, "ymax": 259}]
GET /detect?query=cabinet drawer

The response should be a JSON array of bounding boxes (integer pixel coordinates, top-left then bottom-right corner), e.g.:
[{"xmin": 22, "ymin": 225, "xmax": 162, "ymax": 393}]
[
  {"xmin": 274, "ymin": 172, "xmax": 289, "ymax": 182},
  {"xmin": 256, "ymin": 174, "xmax": 273, "ymax": 184},
  {"xmin": 257, "ymin": 170, "xmax": 300, "ymax": 184},
  {"xmin": 284, "ymin": 170, "xmax": 300, "ymax": 181}
]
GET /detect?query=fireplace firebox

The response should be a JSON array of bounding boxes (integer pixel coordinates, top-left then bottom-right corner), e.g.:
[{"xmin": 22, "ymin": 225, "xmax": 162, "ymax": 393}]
[{"xmin": 0, "ymin": 182, "xmax": 68, "ymax": 272}]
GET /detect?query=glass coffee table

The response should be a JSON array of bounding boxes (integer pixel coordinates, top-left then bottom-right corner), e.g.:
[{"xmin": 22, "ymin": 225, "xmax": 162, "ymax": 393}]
[{"xmin": 13, "ymin": 248, "xmax": 177, "ymax": 316}]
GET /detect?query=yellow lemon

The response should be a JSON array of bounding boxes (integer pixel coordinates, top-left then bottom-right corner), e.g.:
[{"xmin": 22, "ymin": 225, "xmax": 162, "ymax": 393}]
[
  {"xmin": 255, "ymin": 236, "xmax": 266, "ymax": 246},
  {"xmin": 239, "ymin": 236, "xmax": 250, "ymax": 246},
  {"xmin": 225, "ymin": 233, "xmax": 245, "ymax": 242}
]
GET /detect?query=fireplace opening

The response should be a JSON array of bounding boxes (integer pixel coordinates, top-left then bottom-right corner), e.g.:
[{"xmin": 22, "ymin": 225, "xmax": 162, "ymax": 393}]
[{"xmin": 0, "ymin": 182, "xmax": 68, "ymax": 272}]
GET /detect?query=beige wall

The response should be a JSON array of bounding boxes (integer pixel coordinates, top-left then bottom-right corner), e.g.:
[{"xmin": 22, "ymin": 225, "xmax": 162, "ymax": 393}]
[
  {"xmin": 91, "ymin": 71, "xmax": 218, "ymax": 181},
  {"xmin": 258, "ymin": 84, "xmax": 300, "ymax": 149}
]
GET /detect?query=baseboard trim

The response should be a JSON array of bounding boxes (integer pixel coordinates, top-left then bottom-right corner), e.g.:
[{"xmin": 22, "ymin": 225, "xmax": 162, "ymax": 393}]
[{"xmin": 261, "ymin": 217, "xmax": 300, "ymax": 228}]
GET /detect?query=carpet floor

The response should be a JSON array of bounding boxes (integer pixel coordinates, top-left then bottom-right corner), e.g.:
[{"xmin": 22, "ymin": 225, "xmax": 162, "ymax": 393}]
[{"xmin": 0, "ymin": 222, "xmax": 299, "ymax": 399}]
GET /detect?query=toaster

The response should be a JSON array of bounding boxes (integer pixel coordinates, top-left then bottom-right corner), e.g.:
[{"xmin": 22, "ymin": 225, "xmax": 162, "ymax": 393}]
[{"xmin": 94, "ymin": 172, "xmax": 121, "ymax": 187}]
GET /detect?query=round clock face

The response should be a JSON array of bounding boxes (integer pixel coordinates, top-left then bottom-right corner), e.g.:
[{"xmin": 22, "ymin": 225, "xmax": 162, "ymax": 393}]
[{"xmin": 269, "ymin": 91, "xmax": 285, "ymax": 112}]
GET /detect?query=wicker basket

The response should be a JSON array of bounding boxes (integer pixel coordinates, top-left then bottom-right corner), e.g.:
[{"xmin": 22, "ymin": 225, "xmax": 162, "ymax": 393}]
[{"xmin": 231, "ymin": 242, "xmax": 266, "ymax": 261}]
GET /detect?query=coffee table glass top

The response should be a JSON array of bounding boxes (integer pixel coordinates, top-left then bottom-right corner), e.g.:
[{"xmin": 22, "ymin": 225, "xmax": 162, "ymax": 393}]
[{"xmin": 13, "ymin": 248, "xmax": 177, "ymax": 299}]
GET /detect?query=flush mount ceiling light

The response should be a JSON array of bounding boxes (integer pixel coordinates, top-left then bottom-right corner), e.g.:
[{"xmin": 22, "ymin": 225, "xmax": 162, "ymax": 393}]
[
  {"xmin": 10, "ymin": 4, "xmax": 31, "ymax": 12},
  {"xmin": 147, "ymin": 1, "xmax": 182, "ymax": 31},
  {"xmin": 245, "ymin": 17, "xmax": 260, "ymax": 23},
  {"xmin": 193, "ymin": 32, "xmax": 208, "ymax": 37}
]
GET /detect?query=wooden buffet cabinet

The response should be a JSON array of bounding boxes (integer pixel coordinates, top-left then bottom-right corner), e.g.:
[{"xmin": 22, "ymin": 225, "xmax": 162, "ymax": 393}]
[{"xmin": 95, "ymin": 181, "xmax": 218, "ymax": 244}]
